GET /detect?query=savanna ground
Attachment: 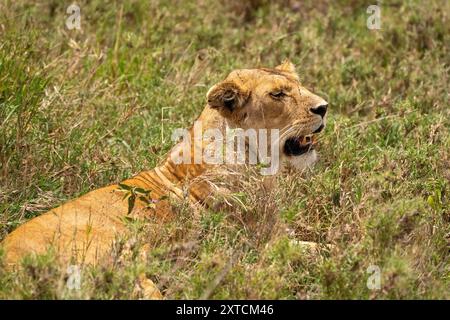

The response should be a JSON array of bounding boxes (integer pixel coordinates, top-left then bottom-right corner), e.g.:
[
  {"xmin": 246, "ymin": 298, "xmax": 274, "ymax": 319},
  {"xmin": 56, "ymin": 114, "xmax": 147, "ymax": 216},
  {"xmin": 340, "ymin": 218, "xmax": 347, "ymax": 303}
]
[{"xmin": 0, "ymin": 0, "xmax": 449, "ymax": 299}]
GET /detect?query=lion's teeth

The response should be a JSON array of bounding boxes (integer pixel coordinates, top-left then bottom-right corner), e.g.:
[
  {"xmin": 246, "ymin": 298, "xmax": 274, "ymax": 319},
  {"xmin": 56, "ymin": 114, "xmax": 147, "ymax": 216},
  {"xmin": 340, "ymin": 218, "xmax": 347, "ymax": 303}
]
[
  {"xmin": 296, "ymin": 135, "xmax": 314, "ymax": 145},
  {"xmin": 303, "ymin": 134, "xmax": 313, "ymax": 144}
]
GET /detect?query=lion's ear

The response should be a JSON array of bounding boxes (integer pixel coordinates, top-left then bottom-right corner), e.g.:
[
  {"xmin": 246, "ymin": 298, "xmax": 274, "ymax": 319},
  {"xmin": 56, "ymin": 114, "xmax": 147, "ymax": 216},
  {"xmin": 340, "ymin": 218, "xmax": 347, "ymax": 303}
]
[
  {"xmin": 275, "ymin": 59, "xmax": 296, "ymax": 73},
  {"xmin": 206, "ymin": 81, "xmax": 249, "ymax": 112}
]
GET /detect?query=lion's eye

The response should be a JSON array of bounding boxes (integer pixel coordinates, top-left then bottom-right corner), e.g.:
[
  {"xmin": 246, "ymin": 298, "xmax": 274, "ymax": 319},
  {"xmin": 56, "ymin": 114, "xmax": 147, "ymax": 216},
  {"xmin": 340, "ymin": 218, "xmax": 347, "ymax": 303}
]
[{"xmin": 269, "ymin": 91, "xmax": 285, "ymax": 99}]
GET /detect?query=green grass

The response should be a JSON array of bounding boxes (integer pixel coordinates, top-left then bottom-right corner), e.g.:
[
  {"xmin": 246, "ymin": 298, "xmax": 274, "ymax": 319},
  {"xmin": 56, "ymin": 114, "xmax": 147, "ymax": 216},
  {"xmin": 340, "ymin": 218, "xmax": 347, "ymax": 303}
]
[{"xmin": 0, "ymin": 0, "xmax": 449, "ymax": 299}]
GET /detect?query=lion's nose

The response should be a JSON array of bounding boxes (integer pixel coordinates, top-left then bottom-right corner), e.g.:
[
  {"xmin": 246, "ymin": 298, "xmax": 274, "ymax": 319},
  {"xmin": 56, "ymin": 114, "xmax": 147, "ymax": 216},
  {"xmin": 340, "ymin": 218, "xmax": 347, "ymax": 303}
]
[{"xmin": 310, "ymin": 104, "xmax": 328, "ymax": 118}]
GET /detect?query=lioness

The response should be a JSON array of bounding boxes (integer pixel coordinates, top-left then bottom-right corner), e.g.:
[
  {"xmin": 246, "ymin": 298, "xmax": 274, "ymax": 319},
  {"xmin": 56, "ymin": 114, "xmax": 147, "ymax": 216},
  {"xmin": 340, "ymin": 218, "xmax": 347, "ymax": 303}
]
[{"xmin": 1, "ymin": 60, "xmax": 327, "ymax": 296}]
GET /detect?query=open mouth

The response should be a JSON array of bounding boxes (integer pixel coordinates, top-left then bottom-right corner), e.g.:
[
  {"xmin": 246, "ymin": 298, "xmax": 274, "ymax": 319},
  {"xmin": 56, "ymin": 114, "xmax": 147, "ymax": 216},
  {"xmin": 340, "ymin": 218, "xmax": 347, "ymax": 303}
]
[{"xmin": 283, "ymin": 134, "xmax": 318, "ymax": 156}]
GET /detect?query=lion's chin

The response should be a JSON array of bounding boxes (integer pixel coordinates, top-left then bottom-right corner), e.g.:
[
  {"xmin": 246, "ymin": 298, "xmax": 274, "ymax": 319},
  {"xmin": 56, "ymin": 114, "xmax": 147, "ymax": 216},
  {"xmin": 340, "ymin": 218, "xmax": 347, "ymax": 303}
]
[{"xmin": 284, "ymin": 149, "xmax": 318, "ymax": 171}]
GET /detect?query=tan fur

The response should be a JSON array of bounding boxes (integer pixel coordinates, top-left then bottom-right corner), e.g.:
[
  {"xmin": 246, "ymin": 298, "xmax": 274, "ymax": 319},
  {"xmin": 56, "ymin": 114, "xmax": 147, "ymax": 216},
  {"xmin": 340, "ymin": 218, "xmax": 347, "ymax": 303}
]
[{"xmin": 1, "ymin": 61, "xmax": 327, "ymax": 297}]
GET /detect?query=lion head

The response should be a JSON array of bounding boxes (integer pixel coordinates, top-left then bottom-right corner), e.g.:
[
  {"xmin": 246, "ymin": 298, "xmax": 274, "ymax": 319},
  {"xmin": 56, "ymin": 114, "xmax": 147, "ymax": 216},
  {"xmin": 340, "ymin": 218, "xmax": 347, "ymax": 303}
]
[{"xmin": 206, "ymin": 60, "xmax": 328, "ymax": 172}]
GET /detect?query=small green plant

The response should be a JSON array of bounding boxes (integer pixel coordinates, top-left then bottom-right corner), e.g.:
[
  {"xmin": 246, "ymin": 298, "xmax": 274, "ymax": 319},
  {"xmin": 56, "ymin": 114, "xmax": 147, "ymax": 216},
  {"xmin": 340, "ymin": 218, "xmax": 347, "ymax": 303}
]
[{"xmin": 117, "ymin": 183, "xmax": 154, "ymax": 214}]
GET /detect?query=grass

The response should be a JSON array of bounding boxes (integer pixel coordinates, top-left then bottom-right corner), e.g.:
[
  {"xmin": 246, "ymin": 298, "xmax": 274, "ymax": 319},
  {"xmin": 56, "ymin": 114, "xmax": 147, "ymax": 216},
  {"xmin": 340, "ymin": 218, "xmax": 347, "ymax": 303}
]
[{"xmin": 0, "ymin": 0, "xmax": 449, "ymax": 299}]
